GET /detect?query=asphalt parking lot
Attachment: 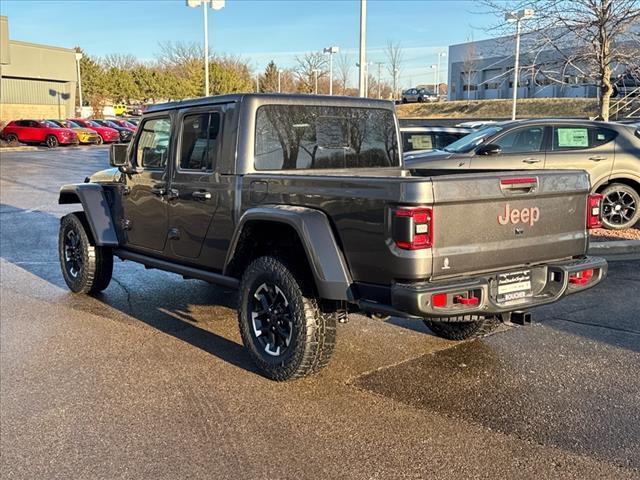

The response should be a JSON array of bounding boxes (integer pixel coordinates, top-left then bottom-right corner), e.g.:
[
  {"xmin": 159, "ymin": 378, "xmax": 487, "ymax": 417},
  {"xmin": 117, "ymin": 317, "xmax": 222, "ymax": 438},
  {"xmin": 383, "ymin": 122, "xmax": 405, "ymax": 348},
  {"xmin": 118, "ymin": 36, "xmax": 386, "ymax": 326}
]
[{"xmin": 1, "ymin": 147, "xmax": 639, "ymax": 479}]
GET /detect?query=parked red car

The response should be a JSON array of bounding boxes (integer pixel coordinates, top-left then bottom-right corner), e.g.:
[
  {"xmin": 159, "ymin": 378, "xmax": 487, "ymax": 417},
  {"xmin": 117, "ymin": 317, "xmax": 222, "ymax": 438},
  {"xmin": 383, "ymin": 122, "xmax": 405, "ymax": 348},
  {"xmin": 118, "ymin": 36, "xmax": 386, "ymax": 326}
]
[
  {"xmin": 108, "ymin": 118, "xmax": 137, "ymax": 131},
  {"xmin": 1, "ymin": 119, "xmax": 78, "ymax": 148},
  {"xmin": 68, "ymin": 119, "xmax": 119, "ymax": 144}
]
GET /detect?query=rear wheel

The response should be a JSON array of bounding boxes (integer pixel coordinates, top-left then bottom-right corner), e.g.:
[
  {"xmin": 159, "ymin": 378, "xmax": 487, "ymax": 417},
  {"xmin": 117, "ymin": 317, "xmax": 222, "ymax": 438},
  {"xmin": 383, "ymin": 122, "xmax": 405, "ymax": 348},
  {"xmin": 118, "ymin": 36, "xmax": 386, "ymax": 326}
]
[
  {"xmin": 58, "ymin": 212, "xmax": 113, "ymax": 294},
  {"xmin": 5, "ymin": 133, "xmax": 18, "ymax": 143},
  {"xmin": 423, "ymin": 316, "xmax": 498, "ymax": 340},
  {"xmin": 96, "ymin": 135, "xmax": 104, "ymax": 145},
  {"xmin": 238, "ymin": 256, "xmax": 336, "ymax": 381},
  {"xmin": 45, "ymin": 135, "xmax": 59, "ymax": 148},
  {"xmin": 600, "ymin": 183, "xmax": 639, "ymax": 230}
]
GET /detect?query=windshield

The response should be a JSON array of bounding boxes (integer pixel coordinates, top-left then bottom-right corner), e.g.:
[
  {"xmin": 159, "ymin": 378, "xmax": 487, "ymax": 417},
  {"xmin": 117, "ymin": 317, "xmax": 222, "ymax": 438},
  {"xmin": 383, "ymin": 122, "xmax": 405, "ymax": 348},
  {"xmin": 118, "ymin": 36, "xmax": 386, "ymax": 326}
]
[
  {"xmin": 43, "ymin": 120, "xmax": 62, "ymax": 128},
  {"xmin": 86, "ymin": 121, "xmax": 102, "ymax": 128},
  {"xmin": 66, "ymin": 120, "xmax": 81, "ymax": 128},
  {"xmin": 444, "ymin": 126, "xmax": 504, "ymax": 153}
]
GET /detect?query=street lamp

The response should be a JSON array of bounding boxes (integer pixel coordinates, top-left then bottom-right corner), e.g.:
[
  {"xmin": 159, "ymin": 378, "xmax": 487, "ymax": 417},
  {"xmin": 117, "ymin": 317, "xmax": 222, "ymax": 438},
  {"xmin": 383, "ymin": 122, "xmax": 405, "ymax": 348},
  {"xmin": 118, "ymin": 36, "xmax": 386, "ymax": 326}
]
[
  {"xmin": 358, "ymin": 0, "xmax": 367, "ymax": 97},
  {"xmin": 436, "ymin": 51, "xmax": 446, "ymax": 97},
  {"xmin": 356, "ymin": 62, "xmax": 372, "ymax": 97},
  {"xmin": 323, "ymin": 46, "xmax": 339, "ymax": 95},
  {"xmin": 430, "ymin": 64, "xmax": 437, "ymax": 95},
  {"xmin": 505, "ymin": 8, "xmax": 534, "ymax": 119},
  {"xmin": 393, "ymin": 67, "xmax": 399, "ymax": 100},
  {"xmin": 312, "ymin": 69, "xmax": 319, "ymax": 94},
  {"xmin": 186, "ymin": 0, "xmax": 225, "ymax": 97},
  {"xmin": 278, "ymin": 69, "xmax": 283, "ymax": 93},
  {"xmin": 74, "ymin": 52, "xmax": 83, "ymax": 117}
]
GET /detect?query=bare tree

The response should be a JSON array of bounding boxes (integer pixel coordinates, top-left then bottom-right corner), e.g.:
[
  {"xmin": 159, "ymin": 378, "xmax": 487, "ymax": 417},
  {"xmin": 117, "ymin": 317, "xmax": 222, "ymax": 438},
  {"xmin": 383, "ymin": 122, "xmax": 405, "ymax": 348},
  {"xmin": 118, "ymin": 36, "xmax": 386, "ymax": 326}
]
[
  {"xmin": 156, "ymin": 41, "xmax": 203, "ymax": 69},
  {"xmin": 482, "ymin": 0, "xmax": 640, "ymax": 120},
  {"xmin": 385, "ymin": 41, "xmax": 404, "ymax": 99},
  {"xmin": 461, "ymin": 35, "xmax": 478, "ymax": 103},
  {"xmin": 336, "ymin": 53, "xmax": 353, "ymax": 94},
  {"xmin": 294, "ymin": 52, "xmax": 328, "ymax": 93},
  {"xmin": 104, "ymin": 53, "xmax": 139, "ymax": 70}
]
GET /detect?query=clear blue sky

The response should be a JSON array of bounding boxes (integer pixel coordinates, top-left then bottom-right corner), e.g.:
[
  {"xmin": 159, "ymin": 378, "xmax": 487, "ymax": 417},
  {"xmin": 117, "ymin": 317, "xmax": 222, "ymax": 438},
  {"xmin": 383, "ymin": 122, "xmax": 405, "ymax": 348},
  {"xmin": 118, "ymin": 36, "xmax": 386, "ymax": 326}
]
[{"xmin": 1, "ymin": 0, "xmax": 497, "ymax": 88}]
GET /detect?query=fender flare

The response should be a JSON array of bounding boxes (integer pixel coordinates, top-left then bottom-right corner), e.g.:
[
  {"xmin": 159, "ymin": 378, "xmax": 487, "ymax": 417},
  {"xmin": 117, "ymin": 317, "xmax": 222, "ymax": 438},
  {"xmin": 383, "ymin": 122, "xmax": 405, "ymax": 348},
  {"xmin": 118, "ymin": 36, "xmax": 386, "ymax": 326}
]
[
  {"xmin": 58, "ymin": 184, "xmax": 119, "ymax": 246},
  {"xmin": 225, "ymin": 206, "xmax": 353, "ymax": 301}
]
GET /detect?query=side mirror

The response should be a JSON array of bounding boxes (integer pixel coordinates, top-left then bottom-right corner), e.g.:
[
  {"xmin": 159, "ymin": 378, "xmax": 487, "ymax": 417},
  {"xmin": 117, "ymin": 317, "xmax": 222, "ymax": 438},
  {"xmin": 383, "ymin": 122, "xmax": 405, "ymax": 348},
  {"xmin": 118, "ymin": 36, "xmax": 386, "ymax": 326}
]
[
  {"xmin": 476, "ymin": 143, "xmax": 502, "ymax": 156},
  {"xmin": 109, "ymin": 143, "xmax": 129, "ymax": 167}
]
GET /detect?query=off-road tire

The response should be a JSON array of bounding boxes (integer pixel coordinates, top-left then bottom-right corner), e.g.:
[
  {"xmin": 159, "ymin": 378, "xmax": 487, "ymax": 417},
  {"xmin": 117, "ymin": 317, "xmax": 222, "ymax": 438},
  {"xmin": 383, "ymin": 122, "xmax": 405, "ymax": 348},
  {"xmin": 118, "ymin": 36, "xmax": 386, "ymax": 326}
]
[
  {"xmin": 59, "ymin": 212, "xmax": 113, "ymax": 294},
  {"xmin": 45, "ymin": 135, "xmax": 59, "ymax": 148},
  {"xmin": 238, "ymin": 256, "xmax": 337, "ymax": 381},
  {"xmin": 423, "ymin": 315, "xmax": 498, "ymax": 340},
  {"xmin": 600, "ymin": 183, "xmax": 639, "ymax": 230}
]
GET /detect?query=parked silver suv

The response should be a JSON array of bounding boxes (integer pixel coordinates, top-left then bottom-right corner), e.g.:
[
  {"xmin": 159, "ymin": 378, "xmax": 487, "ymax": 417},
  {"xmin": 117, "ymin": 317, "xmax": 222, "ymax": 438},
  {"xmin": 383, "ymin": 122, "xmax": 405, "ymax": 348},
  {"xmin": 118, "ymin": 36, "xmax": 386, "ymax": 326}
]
[{"xmin": 405, "ymin": 119, "xmax": 640, "ymax": 229}]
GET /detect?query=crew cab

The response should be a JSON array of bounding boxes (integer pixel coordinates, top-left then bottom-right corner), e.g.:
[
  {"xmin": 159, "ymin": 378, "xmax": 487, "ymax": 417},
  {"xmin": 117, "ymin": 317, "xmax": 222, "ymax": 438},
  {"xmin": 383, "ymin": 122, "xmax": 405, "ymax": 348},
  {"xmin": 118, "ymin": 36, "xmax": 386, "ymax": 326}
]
[{"xmin": 57, "ymin": 94, "xmax": 607, "ymax": 381}]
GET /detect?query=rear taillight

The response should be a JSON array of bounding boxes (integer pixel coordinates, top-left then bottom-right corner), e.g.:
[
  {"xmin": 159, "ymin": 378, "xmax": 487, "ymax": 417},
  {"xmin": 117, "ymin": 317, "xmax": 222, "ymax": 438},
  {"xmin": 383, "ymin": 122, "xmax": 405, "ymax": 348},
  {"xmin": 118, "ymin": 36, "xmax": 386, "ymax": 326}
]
[
  {"xmin": 587, "ymin": 193, "xmax": 603, "ymax": 229},
  {"xmin": 393, "ymin": 207, "xmax": 433, "ymax": 250},
  {"xmin": 569, "ymin": 268, "xmax": 594, "ymax": 286}
]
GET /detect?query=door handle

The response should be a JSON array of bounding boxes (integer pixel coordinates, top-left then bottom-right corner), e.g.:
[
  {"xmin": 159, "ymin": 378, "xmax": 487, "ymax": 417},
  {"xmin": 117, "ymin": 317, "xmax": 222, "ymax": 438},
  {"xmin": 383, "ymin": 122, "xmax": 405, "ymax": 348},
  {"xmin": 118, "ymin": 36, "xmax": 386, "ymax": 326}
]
[
  {"xmin": 166, "ymin": 188, "xmax": 180, "ymax": 200},
  {"xmin": 150, "ymin": 186, "xmax": 166, "ymax": 196},
  {"xmin": 589, "ymin": 156, "xmax": 607, "ymax": 162},
  {"xmin": 522, "ymin": 158, "xmax": 542, "ymax": 164},
  {"xmin": 192, "ymin": 191, "xmax": 212, "ymax": 200}
]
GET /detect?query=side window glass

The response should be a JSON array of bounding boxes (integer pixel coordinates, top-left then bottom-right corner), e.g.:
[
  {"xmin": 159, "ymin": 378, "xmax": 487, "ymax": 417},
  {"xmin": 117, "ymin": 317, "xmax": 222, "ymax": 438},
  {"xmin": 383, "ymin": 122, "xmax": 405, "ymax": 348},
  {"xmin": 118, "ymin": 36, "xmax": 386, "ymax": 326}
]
[
  {"xmin": 591, "ymin": 127, "xmax": 617, "ymax": 147},
  {"xmin": 494, "ymin": 127, "xmax": 544, "ymax": 153},
  {"xmin": 553, "ymin": 127, "xmax": 589, "ymax": 150},
  {"xmin": 136, "ymin": 117, "xmax": 171, "ymax": 169},
  {"xmin": 179, "ymin": 112, "xmax": 221, "ymax": 171},
  {"xmin": 435, "ymin": 133, "xmax": 462, "ymax": 150},
  {"xmin": 406, "ymin": 133, "xmax": 433, "ymax": 151}
]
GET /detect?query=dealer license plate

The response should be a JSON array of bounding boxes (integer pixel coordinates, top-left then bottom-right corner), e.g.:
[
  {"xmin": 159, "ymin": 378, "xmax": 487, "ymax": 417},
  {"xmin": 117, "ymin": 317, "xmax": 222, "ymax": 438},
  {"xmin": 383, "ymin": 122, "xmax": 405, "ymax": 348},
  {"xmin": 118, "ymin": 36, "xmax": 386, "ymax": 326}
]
[{"xmin": 497, "ymin": 270, "xmax": 532, "ymax": 303}]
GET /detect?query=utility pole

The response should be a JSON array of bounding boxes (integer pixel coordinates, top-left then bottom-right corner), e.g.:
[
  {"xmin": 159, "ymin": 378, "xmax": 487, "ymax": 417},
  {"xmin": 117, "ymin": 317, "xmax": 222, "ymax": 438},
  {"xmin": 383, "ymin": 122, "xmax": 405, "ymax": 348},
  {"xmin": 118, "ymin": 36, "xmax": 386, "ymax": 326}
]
[
  {"xmin": 255, "ymin": 73, "xmax": 259, "ymax": 92},
  {"xmin": 436, "ymin": 51, "xmax": 446, "ymax": 98},
  {"xmin": 313, "ymin": 69, "xmax": 319, "ymax": 94},
  {"xmin": 186, "ymin": 0, "xmax": 226, "ymax": 97},
  {"xmin": 376, "ymin": 61, "xmax": 383, "ymax": 99},
  {"xmin": 75, "ymin": 52, "xmax": 83, "ymax": 116},
  {"xmin": 358, "ymin": 0, "xmax": 367, "ymax": 97},
  {"xmin": 278, "ymin": 69, "xmax": 282, "ymax": 93},
  {"xmin": 324, "ymin": 46, "xmax": 339, "ymax": 95},
  {"xmin": 505, "ymin": 9, "xmax": 534, "ymax": 120},
  {"xmin": 393, "ymin": 68, "xmax": 399, "ymax": 100}
]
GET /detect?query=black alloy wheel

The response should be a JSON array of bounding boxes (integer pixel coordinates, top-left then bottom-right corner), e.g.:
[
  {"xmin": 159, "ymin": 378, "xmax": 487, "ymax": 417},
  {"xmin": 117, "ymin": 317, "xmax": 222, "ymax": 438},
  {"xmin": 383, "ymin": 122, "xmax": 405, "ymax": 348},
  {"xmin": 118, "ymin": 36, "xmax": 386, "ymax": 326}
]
[
  {"xmin": 46, "ymin": 135, "xmax": 59, "ymax": 148},
  {"xmin": 63, "ymin": 228, "xmax": 83, "ymax": 279},
  {"xmin": 6, "ymin": 133, "xmax": 18, "ymax": 143},
  {"xmin": 601, "ymin": 184, "xmax": 639, "ymax": 230},
  {"xmin": 250, "ymin": 282, "xmax": 294, "ymax": 357}
]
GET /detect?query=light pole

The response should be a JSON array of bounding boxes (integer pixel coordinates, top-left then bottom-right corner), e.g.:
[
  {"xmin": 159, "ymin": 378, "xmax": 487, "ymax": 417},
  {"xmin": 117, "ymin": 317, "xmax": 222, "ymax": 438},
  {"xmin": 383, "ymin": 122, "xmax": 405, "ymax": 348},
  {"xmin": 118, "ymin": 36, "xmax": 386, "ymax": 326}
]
[
  {"xmin": 505, "ymin": 8, "xmax": 534, "ymax": 120},
  {"xmin": 436, "ymin": 51, "xmax": 446, "ymax": 98},
  {"xmin": 393, "ymin": 67, "xmax": 399, "ymax": 100},
  {"xmin": 186, "ymin": 0, "xmax": 225, "ymax": 97},
  {"xmin": 358, "ymin": 0, "xmax": 367, "ymax": 97},
  {"xmin": 278, "ymin": 69, "xmax": 282, "ymax": 93},
  {"xmin": 255, "ymin": 73, "xmax": 260, "ymax": 92},
  {"xmin": 312, "ymin": 69, "xmax": 319, "ymax": 94},
  {"xmin": 430, "ymin": 64, "xmax": 437, "ymax": 94},
  {"xmin": 75, "ymin": 52, "xmax": 83, "ymax": 117},
  {"xmin": 323, "ymin": 46, "xmax": 339, "ymax": 95},
  {"xmin": 376, "ymin": 61, "xmax": 383, "ymax": 99}
]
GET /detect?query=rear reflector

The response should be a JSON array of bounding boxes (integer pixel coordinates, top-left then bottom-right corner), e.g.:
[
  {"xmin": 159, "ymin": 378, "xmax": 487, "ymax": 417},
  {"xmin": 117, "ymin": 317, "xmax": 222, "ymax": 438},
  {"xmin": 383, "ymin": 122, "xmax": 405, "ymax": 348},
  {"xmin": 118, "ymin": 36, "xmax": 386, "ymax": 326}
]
[
  {"xmin": 500, "ymin": 177, "xmax": 537, "ymax": 186},
  {"xmin": 587, "ymin": 194, "xmax": 603, "ymax": 229},
  {"xmin": 393, "ymin": 207, "xmax": 433, "ymax": 250},
  {"xmin": 569, "ymin": 269, "xmax": 594, "ymax": 286}
]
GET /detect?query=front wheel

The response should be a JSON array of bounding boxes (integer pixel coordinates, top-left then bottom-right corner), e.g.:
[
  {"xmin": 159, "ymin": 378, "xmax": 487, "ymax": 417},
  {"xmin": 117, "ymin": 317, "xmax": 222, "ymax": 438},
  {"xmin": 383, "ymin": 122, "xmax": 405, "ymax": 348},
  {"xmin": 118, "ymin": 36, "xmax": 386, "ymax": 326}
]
[
  {"xmin": 600, "ymin": 183, "xmax": 639, "ymax": 230},
  {"xmin": 45, "ymin": 135, "xmax": 59, "ymax": 148},
  {"xmin": 423, "ymin": 316, "xmax": 498, "ymax": 340},
  {"xmin": 238, "ymin": 256, "xmax": 336, "ymax": 381},
  {"xmin": 59, "ymin": 212, "xmax": 113, "ymax": 294},
  {"xmin": 96, "ymin": 135, "xmax": 104, "ymax": 145}
]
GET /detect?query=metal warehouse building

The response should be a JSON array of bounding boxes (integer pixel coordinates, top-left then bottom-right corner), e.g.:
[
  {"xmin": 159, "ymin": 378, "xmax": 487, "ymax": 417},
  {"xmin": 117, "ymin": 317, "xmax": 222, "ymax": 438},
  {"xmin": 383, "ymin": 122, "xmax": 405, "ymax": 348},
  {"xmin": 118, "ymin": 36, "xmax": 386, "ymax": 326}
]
[{"xmin": 0, "ymin": 16, "xmax": 77, "ymax": 122}]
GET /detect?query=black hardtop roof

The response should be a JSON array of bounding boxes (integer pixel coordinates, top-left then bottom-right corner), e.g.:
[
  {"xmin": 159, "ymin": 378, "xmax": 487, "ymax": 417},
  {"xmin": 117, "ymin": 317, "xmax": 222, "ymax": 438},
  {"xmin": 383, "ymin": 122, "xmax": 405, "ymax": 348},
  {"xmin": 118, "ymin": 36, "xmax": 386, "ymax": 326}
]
[{"xmin": 145, "ymin": 93, "xmax": 396, "ymax": 113}]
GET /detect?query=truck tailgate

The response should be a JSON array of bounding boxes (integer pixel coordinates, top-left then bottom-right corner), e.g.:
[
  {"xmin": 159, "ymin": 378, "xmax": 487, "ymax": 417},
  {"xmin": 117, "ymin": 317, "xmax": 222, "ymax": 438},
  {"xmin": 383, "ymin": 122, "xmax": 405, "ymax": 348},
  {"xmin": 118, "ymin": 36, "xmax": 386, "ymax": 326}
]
[{"xmin": 428, "ymin": 170, "xmax": 590, "ymax": 279}]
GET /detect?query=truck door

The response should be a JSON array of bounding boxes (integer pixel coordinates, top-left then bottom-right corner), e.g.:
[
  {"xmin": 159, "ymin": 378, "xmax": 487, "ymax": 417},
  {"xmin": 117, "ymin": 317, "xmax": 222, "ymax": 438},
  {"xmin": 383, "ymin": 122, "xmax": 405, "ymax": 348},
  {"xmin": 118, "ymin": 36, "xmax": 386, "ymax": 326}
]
[
  {"xmin": 470, "ymin": 125, "xmax": 547, "ymax": 170},
  {"xmin": 121, "ymin": 114, "xmax": 172, "ymax": 252},
  {"xmin": 166, "ymin": 108, "xmax": 223, "ymax": 259}
]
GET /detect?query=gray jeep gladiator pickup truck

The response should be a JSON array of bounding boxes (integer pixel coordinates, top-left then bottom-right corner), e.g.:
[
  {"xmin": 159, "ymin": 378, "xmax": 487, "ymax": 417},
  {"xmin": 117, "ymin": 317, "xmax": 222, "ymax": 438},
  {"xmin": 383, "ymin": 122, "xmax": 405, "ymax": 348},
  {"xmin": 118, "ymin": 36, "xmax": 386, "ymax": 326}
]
[{"xmin": 58, "ymin": 94, "xmax": 607, "ymax": 380}]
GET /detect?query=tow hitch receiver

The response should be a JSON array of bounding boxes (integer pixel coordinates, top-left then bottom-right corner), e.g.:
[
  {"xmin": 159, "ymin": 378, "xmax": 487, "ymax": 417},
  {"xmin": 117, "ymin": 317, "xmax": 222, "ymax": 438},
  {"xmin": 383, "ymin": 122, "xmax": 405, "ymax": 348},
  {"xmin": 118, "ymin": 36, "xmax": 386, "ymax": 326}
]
[{"xmin": 510, "ymin": 310, "xmax": 532, "ymax": 325}]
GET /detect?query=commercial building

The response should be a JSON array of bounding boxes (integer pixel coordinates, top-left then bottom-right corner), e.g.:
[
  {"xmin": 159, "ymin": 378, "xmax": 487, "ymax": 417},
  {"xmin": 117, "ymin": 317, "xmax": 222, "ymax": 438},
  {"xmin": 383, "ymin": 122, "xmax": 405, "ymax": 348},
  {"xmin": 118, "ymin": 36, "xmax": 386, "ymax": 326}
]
[
  {"xmin": 0, "ymin": 16, "xmax": 78, "ymax": 122},
  {"xmin": 447, "ymin": 27, "xmax": 639, "ymax": 102}
]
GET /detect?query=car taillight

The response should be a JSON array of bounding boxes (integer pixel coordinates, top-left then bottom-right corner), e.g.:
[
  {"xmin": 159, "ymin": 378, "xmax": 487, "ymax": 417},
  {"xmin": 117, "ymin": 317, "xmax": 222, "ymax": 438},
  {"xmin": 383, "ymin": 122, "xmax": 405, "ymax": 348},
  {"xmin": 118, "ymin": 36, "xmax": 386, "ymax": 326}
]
[
  {"xmin": 392, "ymin": 207, "xmax": 433, "ymax": 250},
  {"xmin": 569, "ymin": 268, "xmax": 594, "ymax": 285},
  {"xmin": 587, "ymin": 193, "xmax": 603, "ymax": 229}
]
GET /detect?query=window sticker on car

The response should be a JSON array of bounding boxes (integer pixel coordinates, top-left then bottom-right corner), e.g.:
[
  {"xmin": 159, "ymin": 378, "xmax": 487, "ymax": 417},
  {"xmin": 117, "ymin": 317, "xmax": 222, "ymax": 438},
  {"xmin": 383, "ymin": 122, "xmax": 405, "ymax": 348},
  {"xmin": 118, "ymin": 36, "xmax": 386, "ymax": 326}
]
[
  {"xmin": 409, "ymin": 134, "xmax": 433, "ymax": 150},
  {"xmin": 597, "ymin": 133, "xmax": 605, "ymax": 141},
  {"xmin": 557, "ymin": 128, "xmax": 588, "ymax": 147}
]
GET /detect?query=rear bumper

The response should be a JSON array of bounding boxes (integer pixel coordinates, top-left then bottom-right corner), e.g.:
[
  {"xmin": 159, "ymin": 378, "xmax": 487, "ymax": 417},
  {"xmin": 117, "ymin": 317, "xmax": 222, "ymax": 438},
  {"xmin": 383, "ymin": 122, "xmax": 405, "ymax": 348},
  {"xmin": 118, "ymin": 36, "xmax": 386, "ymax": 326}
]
[{"xmin": 359, "ymin": 256, "xmax": 607, "ymax": 319}]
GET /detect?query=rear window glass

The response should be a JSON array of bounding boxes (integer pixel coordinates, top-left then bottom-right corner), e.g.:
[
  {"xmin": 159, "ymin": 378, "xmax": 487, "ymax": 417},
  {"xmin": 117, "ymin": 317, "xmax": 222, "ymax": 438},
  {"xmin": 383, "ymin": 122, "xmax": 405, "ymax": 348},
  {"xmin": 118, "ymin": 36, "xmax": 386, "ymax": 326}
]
[{"xmin": 254, "ymin": 105, "xmax": 399, "ymax": 170}]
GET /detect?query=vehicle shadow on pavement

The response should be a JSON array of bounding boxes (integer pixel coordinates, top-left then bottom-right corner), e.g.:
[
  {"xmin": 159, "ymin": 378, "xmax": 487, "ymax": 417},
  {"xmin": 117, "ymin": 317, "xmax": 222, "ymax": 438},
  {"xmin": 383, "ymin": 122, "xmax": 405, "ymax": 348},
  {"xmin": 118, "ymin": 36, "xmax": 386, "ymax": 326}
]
[{"xmin": 0, "ymin": 203, "xmax": 261, "ymax": 376}]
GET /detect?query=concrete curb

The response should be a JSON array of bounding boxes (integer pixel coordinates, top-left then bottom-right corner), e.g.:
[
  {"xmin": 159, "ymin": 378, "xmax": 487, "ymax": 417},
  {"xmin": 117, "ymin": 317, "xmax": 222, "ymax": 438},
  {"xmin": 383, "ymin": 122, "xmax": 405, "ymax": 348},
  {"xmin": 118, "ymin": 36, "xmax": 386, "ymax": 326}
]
[
  {"xmin": 0, "ymin": 146, "xmax": 41, "ymax": 152},
  {"xmin": 588, "ymin": 239, "xmax": 640, "ymax": 255}
]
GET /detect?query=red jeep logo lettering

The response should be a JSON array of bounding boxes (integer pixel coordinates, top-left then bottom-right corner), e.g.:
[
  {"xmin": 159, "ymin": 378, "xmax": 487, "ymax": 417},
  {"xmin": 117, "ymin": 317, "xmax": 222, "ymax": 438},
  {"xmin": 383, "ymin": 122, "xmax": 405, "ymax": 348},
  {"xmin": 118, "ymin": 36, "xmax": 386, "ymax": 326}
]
[{"xmin": 498, "ymin": 204, "xmax": 540, "ymax": 226}]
